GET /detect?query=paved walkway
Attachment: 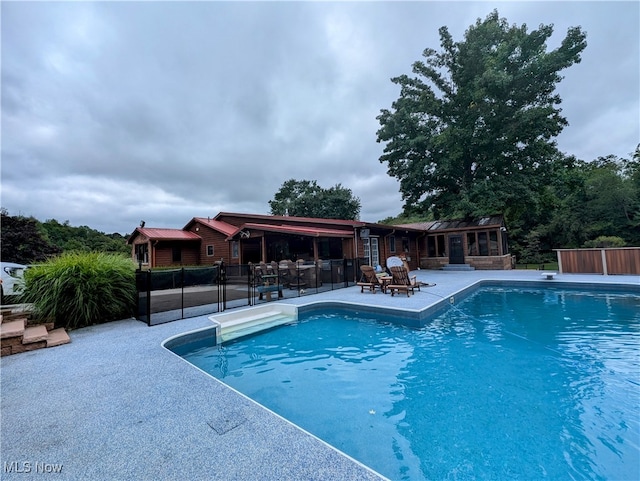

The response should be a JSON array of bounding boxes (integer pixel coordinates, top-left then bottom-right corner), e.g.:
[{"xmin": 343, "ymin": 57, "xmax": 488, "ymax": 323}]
[{"xmin": 1, "ymin": 270, "xmax": 638, "ymax": 480}]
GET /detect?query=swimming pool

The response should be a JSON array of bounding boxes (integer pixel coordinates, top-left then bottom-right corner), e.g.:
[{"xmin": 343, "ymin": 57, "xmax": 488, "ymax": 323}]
[{"xmin": 170, "ymin": 285, "xmax": 640, "ymax": 480}]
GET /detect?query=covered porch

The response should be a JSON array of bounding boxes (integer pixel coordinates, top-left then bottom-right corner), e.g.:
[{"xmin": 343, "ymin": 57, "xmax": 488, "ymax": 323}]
[{"xmin": 227, "ymin": 223, "xmax": 355, "ymax": 265}]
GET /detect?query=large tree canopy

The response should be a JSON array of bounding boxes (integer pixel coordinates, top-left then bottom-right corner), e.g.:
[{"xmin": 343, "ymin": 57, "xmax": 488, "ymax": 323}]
[
  {"xmin": 269, "ymin": 179, "xmax": 361, "ymax": 220},
  {"xmin": 377, "ymin": 10, "xmax": 587, "ymax": 221}
]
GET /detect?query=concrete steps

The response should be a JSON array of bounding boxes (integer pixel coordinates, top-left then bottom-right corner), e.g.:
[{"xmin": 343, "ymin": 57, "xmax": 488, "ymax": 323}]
[{"xmin": 0, "ymin": 308, "xmax": 70, "ymax": 356}]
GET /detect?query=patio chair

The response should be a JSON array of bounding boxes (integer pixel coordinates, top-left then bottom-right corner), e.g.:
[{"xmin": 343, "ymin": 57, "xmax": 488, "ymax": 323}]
[
  {"xmin": 248, "ymin": 262, "xmax": 263, "ymax": 287},
  {"xmin": 286, "ymin": 261, "xmax": 307, "ymax": 290},
  {"xmin": 357, "ymin": 265, "xmax": 384, "ymax": 293},
  {"xmin": 315, "ymin": 259, "xmax": 323, "ymax": 287},
  {"xmin": 387, "ymin": 265, "xmax": 420, "ymax": 297}
]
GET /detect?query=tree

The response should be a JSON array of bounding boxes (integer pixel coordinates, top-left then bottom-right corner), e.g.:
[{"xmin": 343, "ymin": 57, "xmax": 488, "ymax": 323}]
[
  {"xmin": 269, "ymin": 179, "xmax": 361, "ymax": 220},
  {"xmin": 583, "ymin": 236, "xmax": 627, "ymax": 248},
  {"xmin": 0, "ymin": 209, "xmax": 60, "ymax": 264},
  {"xmin": 532, "ymin": 150, "xmax": 640, "ymax": 251},
  {"xmin": 376, "ymin": 10, "xmax": 587, "ymax": 222},
  {"xmin": 0, "ymin": 209, "xmax": 130, "ymax": 263}
]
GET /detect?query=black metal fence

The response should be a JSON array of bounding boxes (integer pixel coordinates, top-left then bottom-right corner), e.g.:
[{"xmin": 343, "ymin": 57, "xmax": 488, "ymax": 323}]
[{"xmin": 135, "ymin": 258, "xmax": 364, "ymax": 326}]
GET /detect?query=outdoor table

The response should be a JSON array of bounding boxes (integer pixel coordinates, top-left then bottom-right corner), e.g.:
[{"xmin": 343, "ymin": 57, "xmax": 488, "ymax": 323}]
[{"xmin": 377, "ymin": 274, "xmax": 393, "ymax": 293}]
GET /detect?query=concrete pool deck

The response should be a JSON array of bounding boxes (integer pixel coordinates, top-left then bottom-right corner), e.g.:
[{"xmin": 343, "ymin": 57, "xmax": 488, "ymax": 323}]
[{"xmin": 1, "ymin": 270, "xmax": 638, "ymax": 480}]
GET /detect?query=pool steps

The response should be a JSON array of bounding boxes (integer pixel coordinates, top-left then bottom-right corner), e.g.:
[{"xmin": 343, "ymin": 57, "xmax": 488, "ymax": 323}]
[{"xmin": 209, "ymin": 304, "xmax": 298, "ymax": 343}]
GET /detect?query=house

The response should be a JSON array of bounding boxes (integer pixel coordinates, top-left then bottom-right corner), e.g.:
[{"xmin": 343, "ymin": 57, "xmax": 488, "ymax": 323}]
[
  {"xmin": 127, "ymin": 227, "xmax": 201, "ymax": 268},
  {"xmin": 128, "ymin": 212, "xmax": 511, "ymax": 271},
  {"xmin": 397, "ymin": 215, "xmax": 512, "ymax": 270}
]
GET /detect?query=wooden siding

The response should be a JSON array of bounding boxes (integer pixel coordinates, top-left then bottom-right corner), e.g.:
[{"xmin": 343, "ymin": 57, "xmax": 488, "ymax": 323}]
[
  {"xmin": 355, "ymin": 235, "xmax": 421, "ymax": 270},
  {"xmin": 154, "ymin": 242, "xmax": 199, "ymax": 267},
  {"xmin": 556, "ymin": 248, "xmax": 640, "ymax": 275},
  {"xmin": 187, "ymin": 221, "xmax": 230, "ymax": 265}
]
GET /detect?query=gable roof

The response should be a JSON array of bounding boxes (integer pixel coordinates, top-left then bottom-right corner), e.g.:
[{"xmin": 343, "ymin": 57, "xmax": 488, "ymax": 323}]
[
  {"xmin": 127, "ymin": 227, "xmax": 201, "ymax": 244},
  {"xmin": 185, "ymin": 217, "xmax": 237, "ymax": 237}
]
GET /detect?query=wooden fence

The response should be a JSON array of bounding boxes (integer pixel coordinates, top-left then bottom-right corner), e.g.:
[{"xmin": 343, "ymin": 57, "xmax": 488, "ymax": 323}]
[{"xmin": 555, "ymin": 247, "xmax": 640, "ymax": 275}]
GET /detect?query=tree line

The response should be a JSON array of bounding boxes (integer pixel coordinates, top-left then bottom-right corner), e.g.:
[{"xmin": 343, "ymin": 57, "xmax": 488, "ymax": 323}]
[{"xmin": 1, "ymin": 209, "xmax": 130, "ymax": 265}]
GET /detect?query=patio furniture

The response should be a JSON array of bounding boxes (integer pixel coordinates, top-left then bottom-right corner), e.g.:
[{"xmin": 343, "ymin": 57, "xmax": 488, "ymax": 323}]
[
  {"xmin": 387, "ymin": 266, "xmax": 420, "ymax": 297},
  {"xmin": 286, "ymin": 261, "xmax": 307, "ymax": 290},
  {"xmin": 315, "ymin": 259, "xmax": 323, "ymax": 286},
  {"xmin": 257, "ymin": 274, "xmax": 282, "ymax": 301},
  {"xmin": 357, "ymin": 265, "xmax": 384, "ymax": 293},
  {"xmin": 377, "ymin": 274, "xmax": 393, "ymax": 293}
]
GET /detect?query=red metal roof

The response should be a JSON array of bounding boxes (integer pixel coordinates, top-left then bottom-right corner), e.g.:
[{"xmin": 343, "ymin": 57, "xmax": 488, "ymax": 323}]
[
  {"xmin": 130, "ymin": 228, "xmax": 201, "ymax": 242},
  {"xmin": 189, "ymin": 217, "xmax": 237, "ymax": 236},
  {"xmin": 228, "ymin": 222, "xmax": 354, "ymax": 240}
]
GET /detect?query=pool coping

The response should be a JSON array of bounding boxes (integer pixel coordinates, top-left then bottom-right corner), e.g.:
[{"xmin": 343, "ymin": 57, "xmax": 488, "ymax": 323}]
[{"xmin": 1, "ymin": 270, "xmax": 638, "ymax": 480}]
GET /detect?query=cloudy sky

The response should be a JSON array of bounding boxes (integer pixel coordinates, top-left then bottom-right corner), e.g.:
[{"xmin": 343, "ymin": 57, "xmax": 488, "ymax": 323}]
[{"xmin": 2, "ymin": 1, "xmax": 638, "ymax": 234}]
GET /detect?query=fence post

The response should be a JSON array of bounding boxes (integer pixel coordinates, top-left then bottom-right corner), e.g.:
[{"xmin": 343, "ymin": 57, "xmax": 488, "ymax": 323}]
[
  {"xmin": 601, "ymin": 249, "xmax": 608, "ymax": 275},
  {"xmin": 556, "ymin": 251, "xmax": 563, "ymax": 274},
  {"xmin": 219, "ymin": 261, "xmax": 227, "ymax": 311},
  {"xmin": 145, "ymin": 270, "xmax": 151, "ymax": 326},
  {"xmin": 181, "ymin": 267, "xmax": 185, "ymax": 319},
  {"xmin": 343, "ymin": 258, "xmax": 348, "ymax": 288},
  {"xmin": 248, "ymin": 263, "xmax": 254, "ymax": 306}
]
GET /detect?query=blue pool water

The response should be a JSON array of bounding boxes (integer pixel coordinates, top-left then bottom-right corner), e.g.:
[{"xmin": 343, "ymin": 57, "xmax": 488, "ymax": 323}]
[{"xmin": 174, "ymin": 287, "xmax": 640, "ymax": 480}]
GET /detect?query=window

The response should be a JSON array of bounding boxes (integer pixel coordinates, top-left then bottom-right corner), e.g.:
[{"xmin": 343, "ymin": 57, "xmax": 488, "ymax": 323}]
[
  {"xmin": 172, "ymin": 246, "xmax": 182, "ymax": 263},
  {"xmin": 489, "ymin": 231, "xmax": 499, "ymax": 255},
  {"xmin": 363, "ymin": 238, "xmax": 371, "ymax": 260},
  {"xmin": 231, "ymin": 241, "xmax": 239, "ymax": 258},
  {"xmin": 467, "ymin": 231, "xmax": 499, "ymax": 256},
  {"xmin": 135, "ymin": 244, "xmax": 148, "ymax": 264},
  {"xmin": 206, "ymin": 245, "xmax": 214, "ymax": 256},
  {"xmin": 427, "ymin": 235, "xmax": 446, "ymax": 257},
  {"xmin": 389, "ymin": 236, "xmax": 396, "ymax": 253},
  {"xmin": 427, "ymin": 236, "xmax": 436, "ymax": 257},
  {"xmin": 478, "ymin": 232, "xmax": 488, "ymax": 256},
  {"xmin": 467, "ymin": 233, "xmax": 477, "ymax": 256},
  {"xmin": 436, "ymin": 235, "xmax": 446, "ymax": 256},
  {"xmin": 402, "ymin": 237, "xmax": 410, "ymax": 253}
]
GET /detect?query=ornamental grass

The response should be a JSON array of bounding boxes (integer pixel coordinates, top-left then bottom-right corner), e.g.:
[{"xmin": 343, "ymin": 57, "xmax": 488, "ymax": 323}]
[{"xmin": 21, "ymin": 252, "xmax": 137, "ymax": 330}]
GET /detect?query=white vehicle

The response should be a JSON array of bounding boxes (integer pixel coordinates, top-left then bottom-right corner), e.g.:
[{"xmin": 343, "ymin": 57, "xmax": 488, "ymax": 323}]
[{"xmin": 1, "ymin": 262, "xmax": 28, "ymax": 300}]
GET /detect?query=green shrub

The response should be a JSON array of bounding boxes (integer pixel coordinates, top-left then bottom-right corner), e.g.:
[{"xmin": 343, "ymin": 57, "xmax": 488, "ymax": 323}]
[
  {"xmin": 21, "ymin": 252, "xmax": 137, "ymax": 329},
  {"xmin": 583, "ymin": 236, "xmax": 627, "ymax": 248}
]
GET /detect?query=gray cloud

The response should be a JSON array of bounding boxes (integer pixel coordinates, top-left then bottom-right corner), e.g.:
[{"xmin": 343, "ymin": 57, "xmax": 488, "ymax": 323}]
[{"xmin": 2, "ymin": 1, "xmax": 638, "ymax": 234}]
